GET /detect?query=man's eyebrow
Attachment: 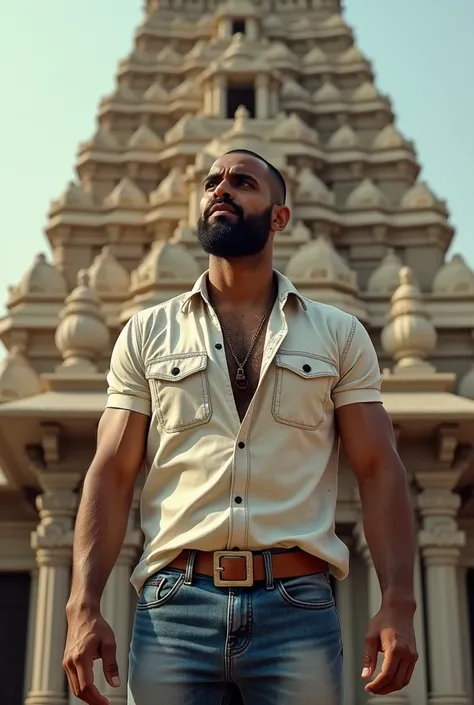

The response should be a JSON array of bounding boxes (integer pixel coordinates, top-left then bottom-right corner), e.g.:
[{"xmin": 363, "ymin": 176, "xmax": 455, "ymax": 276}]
[{"xmin": 203, "ymin": 171, "xmax": 259, "ymax": 186}]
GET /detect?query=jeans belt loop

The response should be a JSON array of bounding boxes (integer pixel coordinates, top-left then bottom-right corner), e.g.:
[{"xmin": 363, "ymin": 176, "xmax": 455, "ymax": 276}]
[
  {"xmin": 184, "ymin": 550, "xmax": 197, "ymax": 585},
  {"xmin": 262, "ymin": 550, "xmax": 275, "ymax": 590}
]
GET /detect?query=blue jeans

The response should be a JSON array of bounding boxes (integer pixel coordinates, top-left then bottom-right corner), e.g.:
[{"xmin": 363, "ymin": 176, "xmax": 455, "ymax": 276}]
[{"xmin": 128, "ymin": 561, "xmax": 343, "ymax": 705}]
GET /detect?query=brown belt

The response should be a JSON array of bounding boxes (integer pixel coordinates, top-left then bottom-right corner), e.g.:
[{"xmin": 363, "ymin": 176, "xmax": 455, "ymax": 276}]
[{"xmin": 169, "ymin": 549, "xmax": 328, "ymax": 587}]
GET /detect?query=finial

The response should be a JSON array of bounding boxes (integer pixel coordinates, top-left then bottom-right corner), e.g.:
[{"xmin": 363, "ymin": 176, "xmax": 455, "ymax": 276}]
[
  {"xmin": 381, "ymin": 266, "xmax": 437, "ymax": 372},
  {"xmin": 55, "ymin": 269, "xmax": 109, "ymax": 372},
  {"xmin": 399, "ymin": 265, "xmax": 413, "ymax": 286},
  {"xmin": 77, "ymin": 269, "xmax": 89, "ymax": 287},
  {"xmin": 235, "ymin": 105, "xmax": 250, "ymax": 121}
]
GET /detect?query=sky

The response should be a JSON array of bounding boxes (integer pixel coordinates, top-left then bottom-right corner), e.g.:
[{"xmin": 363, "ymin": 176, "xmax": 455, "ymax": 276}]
[{"xmin": 0, "ymin": 0, "xmax": 473, "ymax": 327}]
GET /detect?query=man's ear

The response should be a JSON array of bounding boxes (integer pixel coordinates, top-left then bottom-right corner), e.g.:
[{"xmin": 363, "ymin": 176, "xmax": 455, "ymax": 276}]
[{"xmin": 271, "ymin": 205, "xmax": 291, "ymax": 232}]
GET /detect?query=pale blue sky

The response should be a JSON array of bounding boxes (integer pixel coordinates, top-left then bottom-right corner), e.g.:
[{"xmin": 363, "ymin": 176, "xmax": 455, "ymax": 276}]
[{"xmin": 1, "ymin": 1, "xmax": 473, "ymax": 323}]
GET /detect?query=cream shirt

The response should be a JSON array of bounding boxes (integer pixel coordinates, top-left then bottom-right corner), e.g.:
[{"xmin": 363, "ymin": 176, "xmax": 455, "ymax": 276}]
[{"xmin": 106, "ymin": 271, "xmax": 382, "ymax": 593}]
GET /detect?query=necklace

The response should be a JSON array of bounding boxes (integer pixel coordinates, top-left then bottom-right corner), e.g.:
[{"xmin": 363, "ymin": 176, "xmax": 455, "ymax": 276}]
[{"xmin": 208, "ymin": 277, "xmax": 277, "ymax": 390}]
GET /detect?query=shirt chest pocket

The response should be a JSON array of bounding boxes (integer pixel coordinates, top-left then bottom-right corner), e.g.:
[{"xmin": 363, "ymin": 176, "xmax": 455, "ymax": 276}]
[
  {"xmin": 272, "ymin": 353, "xmax": 338, "ymax": 431},
  {"xmin": 145, "ymin": 353, "xmax": 212, "ymax": 433}
]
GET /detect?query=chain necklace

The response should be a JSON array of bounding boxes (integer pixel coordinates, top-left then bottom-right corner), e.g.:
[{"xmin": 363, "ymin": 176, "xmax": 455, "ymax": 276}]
[{"xmin": 209, "ymin": 277, "xmax": 277, "ymax": 390}]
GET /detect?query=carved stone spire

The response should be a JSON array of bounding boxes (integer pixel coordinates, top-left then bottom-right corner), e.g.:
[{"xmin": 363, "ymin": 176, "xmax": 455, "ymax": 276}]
[
  {"xmin": 381, "ymin": 266, "xmax": 437, "ymax": 372},
  {"xmin": 55, "ymin": 270, "xmax": 109, "ymax": 372},
  {"xmin": 0, "ymin": 346, "xmax": 43, "ymax": 403}
]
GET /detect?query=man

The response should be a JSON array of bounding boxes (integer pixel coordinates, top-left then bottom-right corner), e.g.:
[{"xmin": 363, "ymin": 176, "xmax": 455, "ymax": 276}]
[{"xmin": 63, "ymin": 149, "xmax": 418, "ymax": 705}]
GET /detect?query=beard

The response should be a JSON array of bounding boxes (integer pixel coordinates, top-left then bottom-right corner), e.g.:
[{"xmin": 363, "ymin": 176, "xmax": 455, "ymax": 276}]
[{"xmin": 196, "ymin": 200, "xmax": 273, "ymax": 258}]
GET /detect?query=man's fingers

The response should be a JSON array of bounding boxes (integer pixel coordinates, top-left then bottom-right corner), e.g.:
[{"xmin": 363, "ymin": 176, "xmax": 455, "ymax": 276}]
[
  {"xmin": 100, "ymin": 638, "xmax": 121, "ymax": 688},
  {"xmin": 75, "ymin": 654, "xmax": 109, "ymax": 705},
  {"xmin": 361, "ymin": 631, "xmax": 380, "ymax": 679},
  {"xmin": 365, "ymin": 648, "xmax": 400, "ymax": 694},
  {"xmin": 63, "ymin": 661, "xmax": 80, "ymax": 699}
]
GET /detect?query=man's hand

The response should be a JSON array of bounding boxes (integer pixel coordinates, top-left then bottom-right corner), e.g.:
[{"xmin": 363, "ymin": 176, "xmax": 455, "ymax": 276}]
[
  {"xmin": 362, "ymin": 602, "xmax": 418, "ymax": 695},
  {"xmin": 63, "ymin": 606, "xmax": 120, "ymax": 705}
]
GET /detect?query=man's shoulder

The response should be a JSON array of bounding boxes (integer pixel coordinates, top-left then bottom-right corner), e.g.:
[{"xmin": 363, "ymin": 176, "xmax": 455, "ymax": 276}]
[
  {"xmin": 131, "ymin": 289, "xmax": 193, "ymax": 327},
  {"xmin": 299, "ymin": 295, "xmax": 355, "ymax": 330}
]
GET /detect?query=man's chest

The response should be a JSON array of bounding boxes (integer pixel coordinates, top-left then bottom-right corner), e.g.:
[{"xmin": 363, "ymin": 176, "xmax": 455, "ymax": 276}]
[{"xmin": 143, "ymin": 315, "xmax": 339, "ymax": 433}]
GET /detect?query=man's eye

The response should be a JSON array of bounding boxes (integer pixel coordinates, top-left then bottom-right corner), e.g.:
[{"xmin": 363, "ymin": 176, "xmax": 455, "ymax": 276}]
[{"xmin": 205, "ymin": 181, "xmax": 217, "ymax": 190}]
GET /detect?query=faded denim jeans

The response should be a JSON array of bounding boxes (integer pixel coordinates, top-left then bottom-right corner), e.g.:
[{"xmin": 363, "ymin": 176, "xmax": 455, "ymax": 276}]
[{"xmin": 128, "ymin": 558, "xmax": 343, "ymax": 705}]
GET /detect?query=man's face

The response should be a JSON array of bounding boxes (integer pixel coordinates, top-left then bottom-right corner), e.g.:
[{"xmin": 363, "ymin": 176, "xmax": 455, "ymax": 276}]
[{"xmin": 196, "ymin": 154, "xmax": 276, "ymax": 258}]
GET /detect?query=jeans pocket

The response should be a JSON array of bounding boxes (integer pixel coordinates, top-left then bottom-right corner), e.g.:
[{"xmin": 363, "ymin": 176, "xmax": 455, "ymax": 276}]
[
  {"xmin": 276, "ymin": 572, "xmax": 335, "ymax": 610},
  {"xmin": 136, "ymin": 570, "xmax": 186, "ymax": 611}
]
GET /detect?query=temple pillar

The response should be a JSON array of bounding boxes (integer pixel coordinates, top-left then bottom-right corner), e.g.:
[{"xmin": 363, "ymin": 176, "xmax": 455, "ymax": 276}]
[
  {"xmin": 23, "ymin": 567, "xmax": 39, "ymax": 701},
  {"xmin": 213, "ymin": 75, "xmax": 227, "ymax": 118},
  {"xmin": 417, "ymin": 472, "xmax": 470, "ymax": 705},
  {"xmin": 354, "ymin": 521, "xmax": 409, "ymax": 705},
  {"xmin": 256, "ymin": 74, "xmax": 270, "ymax": 119},
  {"xmin": 404, "ymin": 549, "xmax": 429, "ymax": 703},
  {"xmin": 25, "ymin": 471, "xmax": 80, "ymax": 705},
  {"xmin": 246, "ymin": 18, "xmax": 258, "ymax": 41},
  {"xmin": 217, "ymin": 18, "xmax": 231, "ymax": 39}
]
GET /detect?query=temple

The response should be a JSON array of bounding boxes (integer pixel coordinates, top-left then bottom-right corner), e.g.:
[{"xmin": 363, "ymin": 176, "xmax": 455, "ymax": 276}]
[{"xmin": 1, "ymin": 1, "xmax": 474, "ymax": 703}]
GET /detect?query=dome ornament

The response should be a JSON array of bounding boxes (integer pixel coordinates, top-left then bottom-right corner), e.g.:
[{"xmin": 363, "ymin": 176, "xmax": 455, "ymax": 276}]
[
  {"xmin": 55, "ymin": 269, "xmax": 109, "ymax": 373},
  {"xmin": 381, "ymin": 266, "xmax": 436, "ymax": 373}
]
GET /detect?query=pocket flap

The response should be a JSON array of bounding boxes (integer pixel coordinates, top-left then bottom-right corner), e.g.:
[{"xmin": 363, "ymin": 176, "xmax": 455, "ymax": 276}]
[
  {"xmin": 145, "ymin": 353, "xmax": 208, "ymax": 382},
  {"xmin": 275, "ymin": 353, "xmax": 337, "ymax": 380}
]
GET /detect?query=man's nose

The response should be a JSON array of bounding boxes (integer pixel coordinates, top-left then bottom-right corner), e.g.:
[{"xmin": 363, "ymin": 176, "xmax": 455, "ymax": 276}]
[{"xmin": 213, "ymin": 179, "xmax": 233, "ymax": 200}]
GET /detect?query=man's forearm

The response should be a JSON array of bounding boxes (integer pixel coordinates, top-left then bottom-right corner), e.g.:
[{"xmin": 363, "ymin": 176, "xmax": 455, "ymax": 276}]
[
  {"xmin": 359, "ymin": 458, "xmax": 416, "ymax": 606},
  {"xmin": 67, "ymin": 463, "xmax": 134, "ymax": 613}
]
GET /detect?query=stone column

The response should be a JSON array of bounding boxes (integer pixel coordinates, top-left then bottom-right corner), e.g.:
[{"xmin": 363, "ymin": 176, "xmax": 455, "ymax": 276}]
[
  {"xmin": 25, "ymin": 472, "xmax": 80, "ymax": 705},
  {"xmin": 93, "ymin": 489, "xmax": 142, "ymax": 705},
  {"xmin": 404, "ymin": 549, "xmax": 429, "ymax": 703},
  {"xmin": 213, "ymin": 75, "xmax": 227, "ymax": 118},
  {"xmin": 217, "ymin": 17, "xmax": 231, "ymax": 39},
  {"xmin": 23, "ymin": 568, "xmax": 39, "ymax": 701},
  {"xmin": 256, "ymin": 74, "xmax": 270, "ymax": 119},
  {"xmin": 203, "ymin": 82, "xmax": 213, "ymax": 116},
  {"xmin": 354, "ymin": 521, "xmax": 409, "ymax": 705},
  {"xmin": 270, "ymin": 85, "xmax": 279, "ymax": 118},
  {"xmin": 417, "ymin": 472, "xmax": 470, "ymax": 705},
  {"xmin": 246, "ymin": 18, "xmax": 258, "ymax": 40}
]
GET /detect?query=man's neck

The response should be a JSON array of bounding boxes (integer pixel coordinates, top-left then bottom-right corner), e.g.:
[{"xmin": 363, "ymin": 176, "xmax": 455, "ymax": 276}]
[{"xmin": 207, "ymin": 255, "xmax": 276, "ymax": 312}]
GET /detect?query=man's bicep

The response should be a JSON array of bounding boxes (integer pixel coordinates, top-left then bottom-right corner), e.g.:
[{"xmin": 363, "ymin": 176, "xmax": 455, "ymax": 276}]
[
  {"xmin": 93, "ymin": 408, "xmax": 150, "ymax": 485},
  {"xmin": 336, "ymin": 402, "xmax": 397, "ymax": 480}
]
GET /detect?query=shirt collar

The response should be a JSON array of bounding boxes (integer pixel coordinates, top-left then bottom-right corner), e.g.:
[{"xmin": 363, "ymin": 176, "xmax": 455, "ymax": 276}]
[{"xmin": 180, "ymin": 270, "xmax": 307, "ymax": 313}]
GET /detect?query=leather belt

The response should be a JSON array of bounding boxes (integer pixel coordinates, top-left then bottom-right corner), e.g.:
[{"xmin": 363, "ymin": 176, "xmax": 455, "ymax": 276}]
[{"xmin": 169, "ymin": 549, "xmax": 329, "ymax": 587}]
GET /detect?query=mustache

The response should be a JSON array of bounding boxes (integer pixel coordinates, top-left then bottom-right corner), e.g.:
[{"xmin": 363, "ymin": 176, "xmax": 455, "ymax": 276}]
[{"xmin": 204, "ymin": 197, "xmax": 243, "ymax": 220}]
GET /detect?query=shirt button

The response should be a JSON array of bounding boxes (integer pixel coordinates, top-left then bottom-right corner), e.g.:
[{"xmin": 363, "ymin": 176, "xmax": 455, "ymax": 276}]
[
  {"xmin": 215, "ymin": 343, "xmax": 222, "ymax": 350},
  {"xmin": 303, "ymin": 364, "xmax": 312, "ymax": 373},
  {"xmin": 238, "ymin": 441, "xmax": 245, "ymax": 449},
  {"xmin": 234, "ymin": 496, "xmax": 243, "ymax": 504},
  {"xmin": 171, "ymin": 367, "xmax": 180, "ymax": 376}
]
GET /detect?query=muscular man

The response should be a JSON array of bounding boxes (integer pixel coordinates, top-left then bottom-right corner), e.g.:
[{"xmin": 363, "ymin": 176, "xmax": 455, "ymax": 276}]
[{"xmin": 63, "ymin": 149, "xmax": 418, "ymax": 705}]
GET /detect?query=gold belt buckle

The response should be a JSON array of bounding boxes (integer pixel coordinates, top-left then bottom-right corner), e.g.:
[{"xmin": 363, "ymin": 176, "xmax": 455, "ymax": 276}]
[{"xmin": 213, "ymin": 550, "xmax": 254, "ymax": 587}]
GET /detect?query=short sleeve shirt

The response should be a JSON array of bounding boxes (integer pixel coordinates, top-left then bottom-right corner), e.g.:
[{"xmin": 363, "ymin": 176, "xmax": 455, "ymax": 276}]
[{"xmin": 106, "ymin": 271, "xmax": 382, "ymax": 593}]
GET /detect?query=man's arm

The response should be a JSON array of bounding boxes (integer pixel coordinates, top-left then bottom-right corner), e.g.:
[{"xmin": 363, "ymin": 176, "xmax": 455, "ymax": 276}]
[
  {"xmin": 332, "ymin": 316, "xmax": 418, "ymax": 696},
  {"xmin": 64, "ymin": 314, "xmax": 151, "ymax": 705},
  {"xmin": 67, "ymin": 407, "xmax": 148, "ymax": 613},
  {"xmin": 336, "ymin": 402, "xmax": 416, "ymax": 605}
]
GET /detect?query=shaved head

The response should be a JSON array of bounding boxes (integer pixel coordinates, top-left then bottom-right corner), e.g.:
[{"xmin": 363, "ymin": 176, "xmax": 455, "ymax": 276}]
[{"xmin": 224, "ymin": 149, "xmax": 286, "ymax": 205}]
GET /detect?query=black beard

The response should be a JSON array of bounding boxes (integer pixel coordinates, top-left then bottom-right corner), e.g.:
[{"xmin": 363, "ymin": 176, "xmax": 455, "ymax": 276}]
[{"xmin": 196, "ymin": 203, "xmax": 273, "ymax": 258}]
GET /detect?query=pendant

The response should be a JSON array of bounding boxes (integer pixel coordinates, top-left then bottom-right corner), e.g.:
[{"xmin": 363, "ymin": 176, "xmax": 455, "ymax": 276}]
[{"xmin": 235, "ymin": 366, "xmax": 248, "ymax": 390}]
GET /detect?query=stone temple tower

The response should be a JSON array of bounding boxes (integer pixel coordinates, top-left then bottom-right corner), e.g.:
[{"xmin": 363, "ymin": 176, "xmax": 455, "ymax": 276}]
[{"xmin": 1, "ymin": 2, "xmax": 474, "ymax": 704}]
